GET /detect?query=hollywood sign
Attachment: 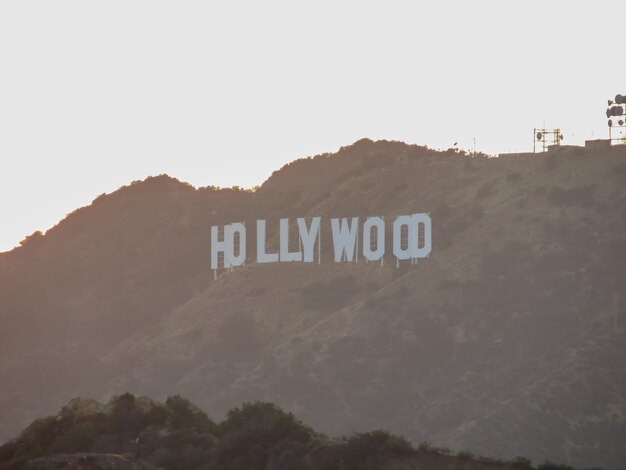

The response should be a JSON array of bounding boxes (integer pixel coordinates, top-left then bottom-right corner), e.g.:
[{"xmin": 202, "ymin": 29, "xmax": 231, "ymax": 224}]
[{"xmin": 211, "ymin": 213, "xmax": 431, "ymax": 272}]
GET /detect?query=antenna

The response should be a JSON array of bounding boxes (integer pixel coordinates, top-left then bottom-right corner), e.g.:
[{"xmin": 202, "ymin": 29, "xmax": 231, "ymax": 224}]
[
  {"xmin": 533, "ymin": 128, "xmax": 562, "ymax": 153},
  {"xmin": 607, "ymin": 93, "xmax": 626, "ymax": 144}
]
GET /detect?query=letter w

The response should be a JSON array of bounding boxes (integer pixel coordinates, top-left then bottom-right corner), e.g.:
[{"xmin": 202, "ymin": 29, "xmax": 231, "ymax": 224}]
[{"xmin": 331, "ymin": 217, "xmax": 359, "ymax": 262}]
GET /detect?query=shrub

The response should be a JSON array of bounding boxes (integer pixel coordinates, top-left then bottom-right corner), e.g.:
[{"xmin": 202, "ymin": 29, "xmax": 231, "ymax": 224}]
[{"xmin": 165, "ymin": 395, "xmax": 217, "ymax": 433}]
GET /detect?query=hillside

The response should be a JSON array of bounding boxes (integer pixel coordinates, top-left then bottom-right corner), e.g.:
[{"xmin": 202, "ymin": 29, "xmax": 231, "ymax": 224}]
[{"xmin": 1, "ymin": 139, "xmax": 625, "ymax": 469}]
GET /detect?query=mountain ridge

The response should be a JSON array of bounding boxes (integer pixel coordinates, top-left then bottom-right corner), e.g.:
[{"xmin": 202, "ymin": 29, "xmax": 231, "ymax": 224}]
[{"xmin": 1, "ymin": 139, "xmax": 625, "ymax": 469}]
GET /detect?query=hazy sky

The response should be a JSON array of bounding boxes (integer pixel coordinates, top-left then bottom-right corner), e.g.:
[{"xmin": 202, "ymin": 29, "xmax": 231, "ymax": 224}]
[{"xmin": 0, "ymin": 1, "xmax": 623, "ymax": 252}]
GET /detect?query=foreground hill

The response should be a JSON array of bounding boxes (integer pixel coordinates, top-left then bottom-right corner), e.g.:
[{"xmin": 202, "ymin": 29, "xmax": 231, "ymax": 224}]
[
  {"xmin": 1, "ymin": 139, "xmax": 625, "ymax": 469},
  {"xmin": 0, "ymin": 393, "xmax": 578, "ymax": 470}
]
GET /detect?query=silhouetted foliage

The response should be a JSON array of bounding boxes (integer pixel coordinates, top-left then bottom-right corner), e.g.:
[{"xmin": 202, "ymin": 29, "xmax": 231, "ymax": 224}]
[
  {"xmin": 0, "ymin": 394, "xmax": 598, "ymax": 470},
  {"xmin": 18, "ymin": 230, "xmax": 43, "ymax": 247}
]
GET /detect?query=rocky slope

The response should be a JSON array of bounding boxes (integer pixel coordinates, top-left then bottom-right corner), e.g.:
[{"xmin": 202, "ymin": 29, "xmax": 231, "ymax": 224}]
[{"xmin": 1, "ymin": 139, "xmax": 625, "ymax": 469}]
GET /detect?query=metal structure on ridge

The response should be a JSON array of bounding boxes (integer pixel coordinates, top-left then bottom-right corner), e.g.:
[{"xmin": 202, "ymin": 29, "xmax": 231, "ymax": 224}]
[
  {"xmin": 533, "ymin": 128, "xmax": 563, "ymax": 153},
  {"xmin": 607, "ymin": 94, "xmax": 626, "ymax": 144}
]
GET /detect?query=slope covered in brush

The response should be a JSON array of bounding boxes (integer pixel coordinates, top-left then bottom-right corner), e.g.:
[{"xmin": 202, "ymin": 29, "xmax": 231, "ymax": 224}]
[{"xmin": 1, "ymin": 140, "xmax": 625, "ymax": 469}]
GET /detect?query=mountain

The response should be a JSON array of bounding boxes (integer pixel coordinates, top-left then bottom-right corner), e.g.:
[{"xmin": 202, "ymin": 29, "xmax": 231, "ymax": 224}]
[{"xmin": 1, "ymin": 139, "xmax": 625, "ymax": 469}]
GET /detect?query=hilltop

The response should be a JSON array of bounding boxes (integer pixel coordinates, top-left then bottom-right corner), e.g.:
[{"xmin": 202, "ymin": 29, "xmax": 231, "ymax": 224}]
[
  {"xmin": 0, "ymin": 393, "xmax": 578, "ymax": 470},
  {"xmin": 1, "ymin": 139, "xmax": 625, "ymax": 469}
]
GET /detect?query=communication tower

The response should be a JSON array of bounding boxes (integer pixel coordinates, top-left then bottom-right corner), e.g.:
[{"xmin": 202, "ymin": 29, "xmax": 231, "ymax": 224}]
[
  {"xmin": 533, "ymin": 128, "xmax": 563, "ymax": 153},
  {"xmin": 607, "ymin": 94, "xmax": 626, "ymax": 144}
]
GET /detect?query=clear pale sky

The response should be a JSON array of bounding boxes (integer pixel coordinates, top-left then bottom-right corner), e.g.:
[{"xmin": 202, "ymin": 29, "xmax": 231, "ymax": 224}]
[{"xmin": 0, "ymin": 1, "xmax": 623, "ymax": 252}]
